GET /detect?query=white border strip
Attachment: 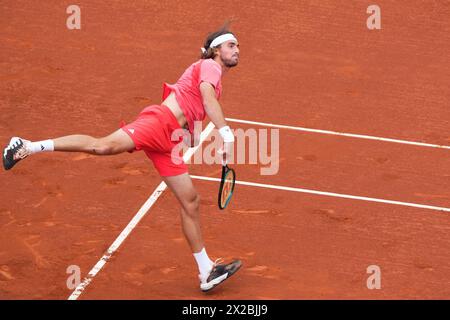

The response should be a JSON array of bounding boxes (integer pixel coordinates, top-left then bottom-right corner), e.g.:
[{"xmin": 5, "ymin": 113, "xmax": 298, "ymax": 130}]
[
  {"xmin": 226, "ymin": 118, "xmax": 450, "ymax": 150},
  {"xmin": 190, "ymin": 175, "xmax": 450, "ymax": 213},
  {"xmin": 68, "ymin": 122, "xmax": 215, "ymax": 300}
]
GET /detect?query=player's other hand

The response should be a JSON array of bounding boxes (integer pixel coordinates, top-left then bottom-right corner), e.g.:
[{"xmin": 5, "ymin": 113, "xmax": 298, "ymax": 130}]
[{"xmin": 218, "ymin": 141, "xmax": 233, "ymax": 165}]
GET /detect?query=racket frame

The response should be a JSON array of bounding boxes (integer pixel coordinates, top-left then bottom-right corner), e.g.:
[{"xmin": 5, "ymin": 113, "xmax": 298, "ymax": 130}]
[{"xmin": 218, "ymin": 164, "xmax": 236, "ymax": 210}]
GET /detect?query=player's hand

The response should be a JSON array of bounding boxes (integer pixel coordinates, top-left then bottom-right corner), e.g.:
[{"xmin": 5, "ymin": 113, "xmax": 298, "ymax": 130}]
[{"xmin": 218, "ymin": 141, "xmax": 233, "ymax": 165}]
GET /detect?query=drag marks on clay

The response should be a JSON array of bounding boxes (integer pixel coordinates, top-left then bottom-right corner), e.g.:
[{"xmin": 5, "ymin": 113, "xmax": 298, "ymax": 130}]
[
  {"xmin": 30, "ymin": 178, "xmax": 64, "ymax": 200},
  {"xmin": 22, "ymin": 234, "xmax": 50, "ymax": 268},
  {"xmin": 46, "ymin": 188, "xmax": 63, "ymax": 199},
  {"xmin": 0, "ymin": 209, "xmax": 16, "ymax": 228},
  {"xmin": 311, "ymin": 208, "xmax": 352, "ymax": 223},
  {"xmin": 373, "ymin": 157, "xmax": 390, "ymax": 165},
  {"xmin": 0, "ymin": 265, "xmax": 15, "ymax": 281},
  {"xmin": 126, "ymin": 263, "xmax": 154, "ymax": 275},
  {"xmin": 360, "ymin": 156, "xmax": 392, "ymax": 165},
  {"xmin": 112, "ymin": 162, "xmax": 150, "ymax": 176},
  {"xmin": 120, "ymin": 166, "xmax": 149, "ymax": 176},
  {"xmin": 0, "ymin": 256, "xmax": 30, "ymax": 283},
  {"xmin": 413, "ymin": 261, "xmax": 434, "ymax": 272},
  {"xmin": 103, "ymin": 164, "xmax": 151, "ymax": 186},
  {"xmin": 32, "ymin": 197, "xmax": 48, "ymax": 208},
  {"xmin": 121, "ymin": 263, "xmax": 174, "ymax": 287},
  {"xmin": 232, "ymin": 209, "xmax": 269, "ymax": 214},
  {"xmin": 296, "ymin": 154, "xmax": 318, "ymax": 161},
  {"xmin": 81, "ymin": 247, "xmax": 100, "ymax": 256},
  {"xmin": 133, "ymin": 96, "xmax": 152, "ymax": 104},
  {"xmin": 170, "ymin": 237, "xmax": 185, "ymax": 244},
  {"xmin": 72, "ymin": 239, "xmax": 105, "ymax": 256},
  {"xmin": 112, "ymin": 162, "xmax": 128, "ymax": 169},
  {"xmin": 161, "ymin": 266, "xmax": 177, "ymax": 275},
  {"xmin": 86, "ymin": 205, "xmax": 107, "ymax": 213},
  {"xmin": 122, "ymin": 265, "xmax": 149, "ymax": 287},
  {"xmin": 245, "ymin": 265, "xmax": 281, "ymax": 280},
  {"xmin": 104, "ymin": 177, "xmax": 127, "ymax": 186},
  {"xmin": 43, "ymin": 221, "xmax": 56, "ymax": 227},
  {"xmin": 34, "ymin": 64, "xmax": 64, "ymax": 76},
  {"xmin": 247, "ymin": 265, "xmax": 268, "ymax": 272},
  {"xmin": 231, "ymin": 209, "xmax": 282, "ymax": 217}
]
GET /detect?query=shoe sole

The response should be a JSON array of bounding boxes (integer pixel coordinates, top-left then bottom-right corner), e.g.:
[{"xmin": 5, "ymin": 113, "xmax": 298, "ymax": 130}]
[
  {"xmin": 3, "ymin": 137, "xmax": 24, "ymax": 170},
  {"xmin": 201, "ymin": 273, "xmax": 228, "ymax": 292},
  {"xmin": 201, "ymin": 261, "xmax": 242, "ymax": 292},
  {"xmin": 3, "ymin": 146, "xmax": 13, "ymax": 170}
]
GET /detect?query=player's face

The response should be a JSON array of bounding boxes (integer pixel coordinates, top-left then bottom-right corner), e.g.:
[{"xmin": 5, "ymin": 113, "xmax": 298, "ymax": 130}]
[{"xmin": 217, "ymin": 40, "xmax": 240, "ymax": 68}]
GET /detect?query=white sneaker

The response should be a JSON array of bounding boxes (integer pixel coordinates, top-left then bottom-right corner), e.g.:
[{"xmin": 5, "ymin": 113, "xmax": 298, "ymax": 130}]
[
  {"xmin": 199, "ymin": 258, "xmax": 242, "ymax": 292},
  {"xmin": 3, "ymin": 137, "xmax": 32, "ymax": 170}
]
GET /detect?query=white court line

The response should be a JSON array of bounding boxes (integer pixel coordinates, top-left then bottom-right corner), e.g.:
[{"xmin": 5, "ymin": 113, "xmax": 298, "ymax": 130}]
[
  {"xmin": 226, "ymin": 117, "xmax": 450, "ymax": 150},
  {"xmin": 68, "ymin": 122, "xmax": 215, "ymax": 300},
  {"xmin": 190, "ymin": 175, "xmax": 450, "ymax": 213}
]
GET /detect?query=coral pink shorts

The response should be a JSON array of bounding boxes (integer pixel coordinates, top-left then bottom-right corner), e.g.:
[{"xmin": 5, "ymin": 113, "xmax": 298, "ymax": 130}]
[{"xmin": 120, "ymin": 104, "xmax": 188, "ymax": 177}]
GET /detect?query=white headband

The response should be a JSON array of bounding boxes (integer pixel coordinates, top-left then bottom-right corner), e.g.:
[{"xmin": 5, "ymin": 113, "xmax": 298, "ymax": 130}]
[
  {"xmin": 201, "ymin": 33, "xmax": 238, "ymax": 54},
  {"xmin": 210, "ymin": 33, "xmax": 238, "ymax": 48}
]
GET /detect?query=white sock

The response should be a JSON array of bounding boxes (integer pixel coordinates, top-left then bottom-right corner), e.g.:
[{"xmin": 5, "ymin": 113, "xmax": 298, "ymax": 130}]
[
  {"xmin": 29, "ymin": 139, "xmax": 54, "ymax": 154},
  {"xmin": 193, "ymin": 248, "xmax": 214, "ymax": 276}
]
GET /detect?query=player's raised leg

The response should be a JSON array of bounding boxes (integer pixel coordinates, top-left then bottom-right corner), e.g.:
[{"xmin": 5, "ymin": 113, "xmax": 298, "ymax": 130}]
[
  {"xmin": 2, "ymin": 129, "xmax": 135, "ymax": 170},
  {"xmin": 53, "ymin": 129, "xmax": 135, "ymax": 154},
  {"xmin": 163, "ymin": 172, "xmax": 242, "ymax": 292}
]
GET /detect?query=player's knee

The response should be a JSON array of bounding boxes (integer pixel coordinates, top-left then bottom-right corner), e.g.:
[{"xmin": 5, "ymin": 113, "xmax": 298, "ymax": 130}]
[
  {"xmin": 185, "ymin": 193, "xmax": 200, "ymax": 216},
  {"xmin": 193, "ymin": 194, "xmax": 200, "ymax": 211}
]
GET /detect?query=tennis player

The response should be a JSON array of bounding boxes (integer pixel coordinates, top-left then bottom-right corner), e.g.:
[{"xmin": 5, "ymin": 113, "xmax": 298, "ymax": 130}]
[{"xmin": 3, "ymin": 25, "xmax": 241, "ymax": 292}]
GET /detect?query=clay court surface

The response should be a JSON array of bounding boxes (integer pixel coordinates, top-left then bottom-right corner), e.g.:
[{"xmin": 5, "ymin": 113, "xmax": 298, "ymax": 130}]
[{"xmin": 1, "ymin": 1, "xmax": 449, "ymax": 299}]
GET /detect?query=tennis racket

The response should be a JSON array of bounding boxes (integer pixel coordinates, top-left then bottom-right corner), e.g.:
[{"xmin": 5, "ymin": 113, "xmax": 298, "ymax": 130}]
[{"xmin": 218, "ymin": 162, "xmax": 236, "ymax": 210}]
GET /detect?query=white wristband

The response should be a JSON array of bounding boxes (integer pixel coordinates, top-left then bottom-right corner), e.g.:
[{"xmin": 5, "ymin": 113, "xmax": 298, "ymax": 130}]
[{"xmin": 218, "ymin": 125, "xmax": 235, "ymax": 143}]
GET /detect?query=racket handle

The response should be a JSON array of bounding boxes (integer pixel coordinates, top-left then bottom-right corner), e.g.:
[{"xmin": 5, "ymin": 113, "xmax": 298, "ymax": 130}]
[{"xmin": 218, "ymin": 148, "xmax": 227, "ymax": 166}]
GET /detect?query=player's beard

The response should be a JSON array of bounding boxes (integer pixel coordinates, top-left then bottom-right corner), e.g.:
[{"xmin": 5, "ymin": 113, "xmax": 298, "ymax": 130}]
[{"xmin": 222, "ymin": 55, "xmax": 239, "ymax": 68}]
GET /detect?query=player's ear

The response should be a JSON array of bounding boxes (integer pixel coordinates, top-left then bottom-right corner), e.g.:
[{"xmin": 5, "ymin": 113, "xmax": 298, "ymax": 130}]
[{"xmin": 213, "ymin": 47, "xmax": 220, "ymax": 57}]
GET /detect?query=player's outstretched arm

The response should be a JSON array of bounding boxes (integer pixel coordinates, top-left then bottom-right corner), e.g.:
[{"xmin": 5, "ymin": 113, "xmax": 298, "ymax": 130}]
[
  {"xmin": 200, "ymin": 81, "xmax": 227, "ymax": 130},
  {"xmin": 200, "ymin": 81, "xmax": 234, "ymax": 162}
]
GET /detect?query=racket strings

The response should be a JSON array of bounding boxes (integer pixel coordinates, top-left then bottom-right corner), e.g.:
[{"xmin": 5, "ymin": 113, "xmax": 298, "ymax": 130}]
[
  {"xmin": 218, "ymin": 166, "xmax": 236, "ymax": 209},
  {"xmin": 220, "ymin": 172, "xmax": 235, "ymax": 207}
]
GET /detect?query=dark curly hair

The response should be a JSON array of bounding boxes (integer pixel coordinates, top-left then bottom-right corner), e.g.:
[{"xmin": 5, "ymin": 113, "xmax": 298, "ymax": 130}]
[{"xmin": 200, "ymin": 21, "xmax": 236, "ymax": 59}]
